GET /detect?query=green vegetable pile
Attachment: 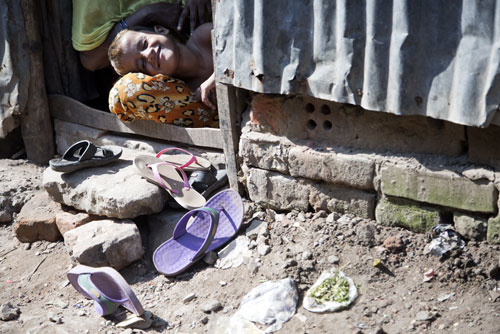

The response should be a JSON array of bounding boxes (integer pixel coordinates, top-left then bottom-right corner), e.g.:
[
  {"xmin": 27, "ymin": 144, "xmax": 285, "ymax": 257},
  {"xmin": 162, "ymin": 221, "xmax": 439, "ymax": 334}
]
[{"xmin": 309, "ymin": 273, "xmax": 350, "ymax": 304}]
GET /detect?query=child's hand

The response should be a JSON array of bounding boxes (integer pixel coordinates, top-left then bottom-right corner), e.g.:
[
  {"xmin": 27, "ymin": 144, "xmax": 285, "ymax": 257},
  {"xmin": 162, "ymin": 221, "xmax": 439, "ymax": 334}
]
[
  {"xmin": 177, "ymin": 0, "xmax": 212, "ymax": 34},
  {"xmin": 196, "ymin": 73, "xmax": 217, "ymax": 110}
]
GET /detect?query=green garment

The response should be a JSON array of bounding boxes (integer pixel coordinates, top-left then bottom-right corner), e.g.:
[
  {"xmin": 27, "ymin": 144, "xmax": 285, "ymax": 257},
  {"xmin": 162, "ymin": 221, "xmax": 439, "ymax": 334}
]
[{"xmin": 72, "ymin": 0, "xmax": 175, "ymax": 51}]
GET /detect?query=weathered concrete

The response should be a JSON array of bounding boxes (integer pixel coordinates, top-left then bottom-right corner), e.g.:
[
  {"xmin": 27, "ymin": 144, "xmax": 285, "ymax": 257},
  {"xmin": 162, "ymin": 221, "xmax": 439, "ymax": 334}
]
[
  {"xmin": 288, "ymin": 146, "xmax": 375, "ymax": 190},
  {"xmin": 64, "ymin": 219, "xmax": 144, "ymax": 269},
  {"xmin": 453, "ymin": 213, "xmax": 487, "ymax": 241},
  {"xmin": 43, "ymin": 147, "xmax": 167, "ymax": 219},
  {"xmin": 375, "ymin": 196, "xmax": 441, "ymax": 233},
  {"xmin": 239, "ymin": 131, "xmax": 375, "ymax": 189},
  {"xmin": 380, "ymin": 163, "xmax": 497, "ymax": 213},
  {"xmin": 13, "ymin": 191, "xmax": 63, "ymax": 243},
  {"xmin": 245, "ymin": 167, "xmax": 375, "ymax": 218},
  {"xmin": 487, "ymin": 216, "xmax": 500, "ymax": 245},
  {"xmin": 239, "ymin": 132, "xmax": 290, "ymax": 173}
]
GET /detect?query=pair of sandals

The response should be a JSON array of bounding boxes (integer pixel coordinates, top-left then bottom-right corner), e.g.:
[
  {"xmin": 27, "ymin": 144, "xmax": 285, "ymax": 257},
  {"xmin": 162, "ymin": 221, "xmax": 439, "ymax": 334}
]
[
  {"xmin": 68, "ymin": 188, "xmax": 244, "ymax": 316},
  {"xmin": 134, "ymin": 147, "xmax": 222, "ymax": 210}
]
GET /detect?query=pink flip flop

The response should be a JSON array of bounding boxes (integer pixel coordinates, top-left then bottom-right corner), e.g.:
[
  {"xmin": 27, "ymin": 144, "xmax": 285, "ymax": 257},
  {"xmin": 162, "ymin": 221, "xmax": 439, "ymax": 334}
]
[
  {"xmin": 155, "ymin": 147, "xmax": 211, "ymax": 171},
  {"xmin": 134, "ymin": 155, "xmax": 206, "ymax": 210},
  {"xmin": 153, "ymin": 189, "xmax": 244, "ymax": 276},
  {"xmin": 67, "ymin": 265, "xmax": 144, "ymax": 316}
]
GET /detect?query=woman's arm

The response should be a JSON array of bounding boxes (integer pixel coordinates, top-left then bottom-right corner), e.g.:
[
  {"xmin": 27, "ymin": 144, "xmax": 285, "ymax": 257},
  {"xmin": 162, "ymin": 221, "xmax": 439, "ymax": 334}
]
[
  {"xmin": 196, "ymin": 72, "xmax": 217, "ymax": 110},
  {"xmin": 80, "ymin": 1, "xmax": 183, "ymax": 71}
]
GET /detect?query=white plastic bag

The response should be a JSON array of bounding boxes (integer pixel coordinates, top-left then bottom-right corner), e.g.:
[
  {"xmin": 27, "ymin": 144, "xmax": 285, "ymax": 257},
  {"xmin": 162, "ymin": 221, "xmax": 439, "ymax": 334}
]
[{"xmin": 303, "ymin": 268, "xmax": 357, "ymax": 313}]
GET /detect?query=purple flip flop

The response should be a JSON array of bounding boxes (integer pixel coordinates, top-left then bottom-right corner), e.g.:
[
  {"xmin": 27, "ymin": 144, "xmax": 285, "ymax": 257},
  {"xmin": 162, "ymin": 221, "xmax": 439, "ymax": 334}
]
[
  {"xmin": 67, "ymin": 265, "xmax": 144, "ymax": 316},
  {"xmin": 153, "ymin": 189, "xmax": 244, "ymax": 276}
]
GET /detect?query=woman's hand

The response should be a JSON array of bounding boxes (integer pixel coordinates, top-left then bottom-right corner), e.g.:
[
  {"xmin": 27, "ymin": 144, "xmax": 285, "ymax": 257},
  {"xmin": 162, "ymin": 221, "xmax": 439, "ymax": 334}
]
[{"xmin": 196, "ymin": 73, "xmax": 217, "ymax": 110}]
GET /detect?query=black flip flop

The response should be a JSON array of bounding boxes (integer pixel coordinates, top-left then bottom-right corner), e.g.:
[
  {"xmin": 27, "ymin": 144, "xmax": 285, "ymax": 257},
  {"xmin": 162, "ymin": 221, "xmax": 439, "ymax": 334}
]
[{"xmin": 49, "ymin": 140, "xmax": 122, "ymax": 173}]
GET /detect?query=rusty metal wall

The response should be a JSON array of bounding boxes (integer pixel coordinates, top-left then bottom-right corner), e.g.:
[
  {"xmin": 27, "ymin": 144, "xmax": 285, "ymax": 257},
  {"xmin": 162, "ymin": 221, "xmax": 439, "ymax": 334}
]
[
  {"xmin": 0, "ymin": 0, "xmax": 29, "ymax": 138},
  {"xmin": 214, "ymin": 0, "xmax": 500, "ymax": 128}
]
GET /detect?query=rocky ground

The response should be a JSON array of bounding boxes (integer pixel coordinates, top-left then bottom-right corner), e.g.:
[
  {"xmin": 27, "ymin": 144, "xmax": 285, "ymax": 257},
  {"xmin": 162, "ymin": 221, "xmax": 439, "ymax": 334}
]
[{"xmin": 0, "ymin": 159, "xmax": 500, "ymax": 334}]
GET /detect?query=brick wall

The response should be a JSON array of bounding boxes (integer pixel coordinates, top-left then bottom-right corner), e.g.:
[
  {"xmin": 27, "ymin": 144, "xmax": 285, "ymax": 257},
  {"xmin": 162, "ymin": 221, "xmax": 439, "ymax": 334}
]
[{"xmin": 239, "ymin": 94, "xmax": 500, "ymax": 244}]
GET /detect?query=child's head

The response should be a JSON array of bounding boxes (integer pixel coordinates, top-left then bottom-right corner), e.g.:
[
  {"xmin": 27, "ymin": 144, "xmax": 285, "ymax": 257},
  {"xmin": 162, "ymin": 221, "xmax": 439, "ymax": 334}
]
[{"xmin": 109, "ymin": 25, "xmax": 180, "ymax": 76}]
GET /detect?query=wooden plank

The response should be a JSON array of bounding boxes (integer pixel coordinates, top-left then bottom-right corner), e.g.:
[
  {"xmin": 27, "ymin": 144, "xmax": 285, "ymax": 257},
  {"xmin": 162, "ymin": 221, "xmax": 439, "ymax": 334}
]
[
  {"xmin": 491, "ymin": 111, "xmax": 500, "ymax": 127},
  {"xmin": 20, "ymin": 0, "xmax": 55, "ymax": 164},
  {"xmin": 48, "ymin": 94, "xmax": 223, "ymax": 149},
  {"xmin": 216, "ymin": 84, "xmax": 244, "ymax": 193}
]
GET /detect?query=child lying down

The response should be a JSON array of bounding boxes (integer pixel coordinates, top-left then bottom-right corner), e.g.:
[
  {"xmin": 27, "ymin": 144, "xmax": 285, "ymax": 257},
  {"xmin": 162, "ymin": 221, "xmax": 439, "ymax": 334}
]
[{"xmin": 108, "ymin": 23, "xmax": 218, "ymax": 127}]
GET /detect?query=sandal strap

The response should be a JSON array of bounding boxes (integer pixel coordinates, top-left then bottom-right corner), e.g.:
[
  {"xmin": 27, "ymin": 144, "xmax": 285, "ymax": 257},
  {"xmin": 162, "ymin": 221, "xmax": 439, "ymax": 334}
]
[
  {"xmin": 155, "ymin": 147, "xmax": 197, "ymax": 169},
  {"xmin": 147, "ymin": 161, "xmax": 190, "ymax": 194},
  {"xmin": 62, "ymin": 140, "xmax": 97, "ymax": 162},
  {"xmin": 172, "ymin": 207, "xmax": 219, "ymax": 262},
  {"xmin": 77, "ymin": 274, "xmax": 127, "ymax": 315}
]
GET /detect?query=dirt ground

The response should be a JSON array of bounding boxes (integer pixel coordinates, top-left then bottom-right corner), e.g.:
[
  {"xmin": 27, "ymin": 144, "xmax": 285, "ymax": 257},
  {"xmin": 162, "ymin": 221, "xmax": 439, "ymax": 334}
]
[{"xmin": 1, "ymin": 159, "xmax": 500, "ymax": 334}]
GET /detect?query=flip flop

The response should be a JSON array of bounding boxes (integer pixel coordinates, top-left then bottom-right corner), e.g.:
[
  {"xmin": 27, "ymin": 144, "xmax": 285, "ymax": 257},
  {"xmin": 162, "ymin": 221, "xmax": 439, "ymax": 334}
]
[
  {"xmin": 166, "ymin": 167, "xmax": 229, "ymax": 209},
  {"xmin": 153, "ymin": 189, "xmax": 244, "ymax": 276},
  {"xmin": 67, "ymin": 265, "xmax": 144, "ymax": 316},
  {"xmin": 134, "ymin": 155, "xmax": 206, "ymax": 210},
  {"xmin": 49, "ymin": 140, "xmax": 122, "ymax": 173},
  {"xmin": 156, "ymin": 147, "xmax": 211, "ymax": 171}
]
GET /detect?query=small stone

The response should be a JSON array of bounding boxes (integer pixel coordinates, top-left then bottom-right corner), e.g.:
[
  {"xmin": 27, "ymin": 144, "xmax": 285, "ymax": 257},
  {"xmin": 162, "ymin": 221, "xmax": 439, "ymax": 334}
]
[
  {"xmin": 415, "ymin": 311, "xmax": 431, "ymax": 321},
  {"xmin": 383, "ymin": 236, "xmax": 404, "ymax": 253},
  {"xmin": 116, "ymin": 311, "xmax": 153, "ymax": 329},
  {"xmin": 219, "ymin": 281, "xmax": 227, "ymax": 286},
  {"xmin": 328, "ymin": 255, "xmax": 340, "ymax": 265},
  {"xmin": 200, "ymin": 316, "xmax": 209, "ymax": 324},
  {"xmin": 297, "ymin": 212, "xmax": 306, "ymax": 222},
  {"xmin": 299, "ymin": 260, "xmax": 315, "ymax": 271},
  {"xmin": 200, "ymin": 299, "xmax": 222, "ymax": 313},
  {"xmin": 183, "ymin": 293, "xmax": 196, "ymax": 303},
  {"xmin": 203, "ymin": 251, "xmax": 218, "ymax": 265},
  {"xmin": 488, "ymin": 264, "xmax": 500, "ymax": 279},
  {"xmin": 257, "ymin": 244, "xmax": 271, "ymax": 256},
  {"xmin": 0, "ymin": 302, "xmax": 20, "ymax": 321},
  {"xmin": 326, "ymin": 212, "xmax": 340, "ymax": 223},
  {"xmin": 48, "ymin": 312, "xmax": 63, "ymax": 324},
  {"xmin": 301, "ymin": 251, "xmax": 312, "ymax": 261},
  {"xmin": 284, "ymin": 259, "xmax": 298, "ymax": 268}
]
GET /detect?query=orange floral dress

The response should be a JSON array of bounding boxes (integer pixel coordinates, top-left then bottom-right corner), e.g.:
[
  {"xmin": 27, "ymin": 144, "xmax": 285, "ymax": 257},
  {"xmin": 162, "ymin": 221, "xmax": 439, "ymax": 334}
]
[{"xmin": 108, "ymin": 72, "xmax": 219, "ymax": 128}]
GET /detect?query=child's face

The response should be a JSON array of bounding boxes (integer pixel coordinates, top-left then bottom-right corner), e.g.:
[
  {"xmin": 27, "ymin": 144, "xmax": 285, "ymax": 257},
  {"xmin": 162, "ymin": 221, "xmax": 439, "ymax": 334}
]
[{"xmin": 118, "ymin": 27, "xmax": 179, "ymax": 76}]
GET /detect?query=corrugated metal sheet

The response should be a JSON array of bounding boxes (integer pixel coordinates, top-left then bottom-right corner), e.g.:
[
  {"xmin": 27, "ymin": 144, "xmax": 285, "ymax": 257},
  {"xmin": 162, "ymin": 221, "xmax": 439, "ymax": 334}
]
[
  {"xmin": 214, "ymin": 0, "xmax": 500, "ymax": 127},
  {"xmin": 0, "ymin": 0, "xmax": 29, "ymax": 138}
]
